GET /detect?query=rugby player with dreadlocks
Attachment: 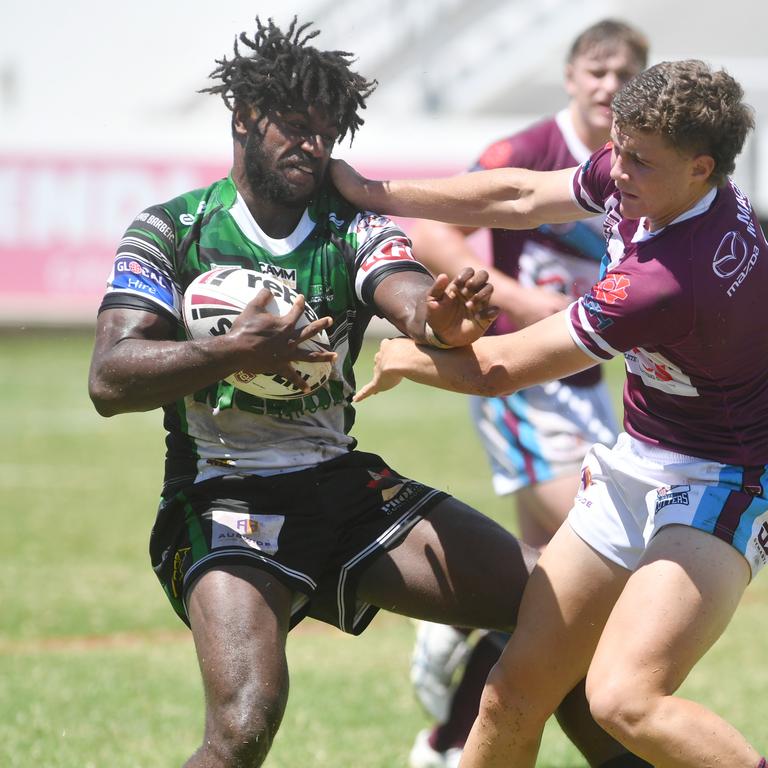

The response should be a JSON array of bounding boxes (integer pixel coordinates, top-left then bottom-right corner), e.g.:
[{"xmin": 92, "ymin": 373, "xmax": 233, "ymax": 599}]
[{"xmin": 88, "ymin": 18, "xmax": 647, "ymax": 767}]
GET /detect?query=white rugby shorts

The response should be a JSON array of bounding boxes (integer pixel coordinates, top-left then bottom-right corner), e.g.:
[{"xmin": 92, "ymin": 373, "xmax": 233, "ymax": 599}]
[{"xmin": 568, "ymin": 432, "xmax": 768, "ymax": 577}]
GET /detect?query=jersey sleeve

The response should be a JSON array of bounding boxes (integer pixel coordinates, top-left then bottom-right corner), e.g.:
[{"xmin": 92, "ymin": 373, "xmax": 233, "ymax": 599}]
[
  {"xmin": 566, "ymin": 268, "xmax": 693, "ymax": 361},
  {"xmin": 350, "ymin": 212, "xmax": 431, "ymax": 305},
  {"xmin": 570, "ymin": 145, "xmax": 616, "ymax": 215},
  {"xmin": 98, "ymin": 205, "xmax": 182, "ymax": 321}
]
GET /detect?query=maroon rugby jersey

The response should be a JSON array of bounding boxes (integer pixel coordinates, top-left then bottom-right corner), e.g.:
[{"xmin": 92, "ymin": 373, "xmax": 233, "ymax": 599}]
[
  {"xmin": 568, "ymin": 145, "xmax": 768, "ymax": 465},
  {"xmin": 474, "ymin": 110, "xmax": 606, "ymax": 386}
]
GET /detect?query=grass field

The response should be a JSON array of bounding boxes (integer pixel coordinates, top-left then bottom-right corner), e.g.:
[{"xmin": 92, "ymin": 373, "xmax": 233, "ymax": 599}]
[{"xmin": 2, "ymin": 329, "xmax": 766, "ymax": 767}]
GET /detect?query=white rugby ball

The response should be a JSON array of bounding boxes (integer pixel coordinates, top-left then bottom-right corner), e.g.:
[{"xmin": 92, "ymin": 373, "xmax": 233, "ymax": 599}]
[{"xmin": 182, "ymin": 267, "xmax": 332, "ymax": 399}]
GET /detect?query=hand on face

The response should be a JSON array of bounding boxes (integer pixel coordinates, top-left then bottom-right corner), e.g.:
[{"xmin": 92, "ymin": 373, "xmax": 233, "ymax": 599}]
[
  {"xmin": 425, "ymin": 268, "xmax": 500, "ymax": 347},
  {"xmin": 329, "ymin": 159, "xmax": 373, "ymax": 208},
  {"xmin": 228, "ymin": 289, "xmax": 336, "ymax": 394}
]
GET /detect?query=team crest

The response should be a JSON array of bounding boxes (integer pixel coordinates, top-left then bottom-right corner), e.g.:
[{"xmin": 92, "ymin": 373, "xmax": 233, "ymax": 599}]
[{"xmin": 592, "ymin": 274, "xmax": 630, "ymax": 305}]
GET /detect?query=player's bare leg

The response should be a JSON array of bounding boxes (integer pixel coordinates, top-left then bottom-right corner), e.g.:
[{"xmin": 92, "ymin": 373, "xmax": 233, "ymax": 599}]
[
  {"xmin": 358, "ymin": 499, "xmax": 641, "ymax": 767},
  {"xmin": 515, "ymin": 472, "xmax": 582, "ymax": 549},
  {"xmin": 586, "ymin": 525, "xmax": 760, "ymax": 767},
  {"xmin": 183, "ymin": 565, "xmax": 293, "ymax": 768},
  {"xmin": 457, "ymin": 522, "xmax": 630, "ymax": 768},
  {"xmin": 357, "ymin": 497, "xmax": 536, "ymax": 630}
]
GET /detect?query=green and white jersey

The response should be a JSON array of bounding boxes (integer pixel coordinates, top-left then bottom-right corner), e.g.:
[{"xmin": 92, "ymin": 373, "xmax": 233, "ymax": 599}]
[{"xmin": 100, "ymin": 175, "xmax": 430, "ymax": 497}]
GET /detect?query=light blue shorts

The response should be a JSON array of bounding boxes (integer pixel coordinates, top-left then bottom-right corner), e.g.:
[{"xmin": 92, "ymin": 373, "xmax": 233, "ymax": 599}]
[{"xmin": 470, "ymin": 379, "xmax": 619, "ymax": 495}]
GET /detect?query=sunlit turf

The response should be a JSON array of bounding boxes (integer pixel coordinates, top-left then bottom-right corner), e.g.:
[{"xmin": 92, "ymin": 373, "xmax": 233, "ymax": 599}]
[{"xmin": 1, "ymin": 330, "xmax": 765, "ymax": 766}]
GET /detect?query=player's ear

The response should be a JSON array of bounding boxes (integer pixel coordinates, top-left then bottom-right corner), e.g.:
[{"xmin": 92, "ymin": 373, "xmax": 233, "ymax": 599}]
[
  {"xmin": 233, "ymin": 107, "xmax": 250, "ymax": 138},
  {"xmin": 691, "ymin": 154, "xmax": 716, "ymax": 183}
]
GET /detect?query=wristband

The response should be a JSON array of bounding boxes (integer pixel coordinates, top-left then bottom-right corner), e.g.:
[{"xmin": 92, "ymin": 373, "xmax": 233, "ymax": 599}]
[{"xmin": 423, "ymin": 322, "xmax": 454, "ymax": 349}]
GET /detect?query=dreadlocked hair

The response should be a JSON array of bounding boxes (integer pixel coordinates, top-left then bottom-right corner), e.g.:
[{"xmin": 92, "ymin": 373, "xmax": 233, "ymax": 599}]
[{"xmin": 201, "ymin": 16, "xmax": 377, "ymax": 143}]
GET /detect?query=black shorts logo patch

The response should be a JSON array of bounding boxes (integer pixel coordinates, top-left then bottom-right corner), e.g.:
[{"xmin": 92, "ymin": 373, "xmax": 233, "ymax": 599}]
[{"xmin": 367, "ymin": 469, "xmax": 405, "ymax": 502}]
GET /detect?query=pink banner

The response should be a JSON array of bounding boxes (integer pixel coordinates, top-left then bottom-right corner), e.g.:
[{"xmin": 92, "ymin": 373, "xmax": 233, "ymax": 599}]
[{"xmin": 0, "ymin": 154, "xmax": 468, "ymax": 324}]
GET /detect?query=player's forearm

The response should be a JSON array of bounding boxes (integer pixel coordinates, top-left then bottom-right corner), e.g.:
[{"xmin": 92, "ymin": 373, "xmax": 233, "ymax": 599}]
[
  {"xmin": 89, "ymin": 337, "xmax": 242, "ymax": 415},
  {"xmin": 378, "ymin": 338, "xmax": 511, "ymax": 397},
  {"xmin": 367, "ymin": 170, "xmax": 539, "ymax": 229},
  {"xmin": 376, "ymin": 312, "xmax": 597, "ymax": 397},
  {"xmin": 333, "ymin": 160, "xmax": 542, "ymax": 229}
]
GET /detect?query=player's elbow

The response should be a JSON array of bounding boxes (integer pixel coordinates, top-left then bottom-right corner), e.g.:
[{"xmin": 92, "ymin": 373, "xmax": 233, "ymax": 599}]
[
  {"xmin": 88, "ymin": 375, "xmax": 126, "ymax": 417},
  {"xmin": 89, "ymin": 389, "xmax": 120, "ymax": 417}
]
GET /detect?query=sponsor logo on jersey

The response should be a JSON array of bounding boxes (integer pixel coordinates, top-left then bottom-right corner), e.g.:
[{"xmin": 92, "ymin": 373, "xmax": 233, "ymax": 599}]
[
  {"xmin": 726, "ymin": 245, "xmax": 760, "ymax": 298},
  {"xmin": 307, "ymin": 284, "xmax": 335, "ymax": 306},
  {"xmin": 639, "ymin": 355, "xmax": 672, "ymax": 382},
  {"xmin": 655, "ymin": 485, "xmax": 691, "ymax": 511},
  {"xmin": 258, "ymin": 262, "xmax": 297, "ymax": 287},
  {"xmin": 328, "ymin": 212, "xmax": 345, "ymax": 228},
  {"xmin": 592, "ymin": 273, "xmax": 630, "ymax": 305},
  {"xmin": 112, "ymin": 256, "xmax": 174, "ymax": 307},
  {"xmin": 625, "ymin": 348, "xmax": 698, "ymax": 397},
  {"xmin": 732, "ymin": 182, "xmax": 757, "ymax": 238},
  {"xmin": 602, "ymin": 209, "xmax": 622, "ymax": 240},
  {"xmin": 360, "ymin": 238, "xmax": 415, "ymax": 272},
  {"xmin": 135, "ymin": 211, "xmax": 174, "ymax": 241},
  {"xmin": 179, "ymin": 200, "xmax": 207, "ymax": 227},
  {"xmin": 712, "ymin": 231, "xmax": 749, "ymax": 278},
  {"xmin": 359, "ymin": 212, "xmax": 394, "ymax": 235},
  {"xmin": 581, "ymin": 295, "xmax": 613, "ymax": 331}
]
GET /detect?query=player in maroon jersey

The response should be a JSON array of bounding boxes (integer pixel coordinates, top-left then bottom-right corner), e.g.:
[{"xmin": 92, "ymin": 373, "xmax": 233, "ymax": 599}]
[
  {"xmin": 332, "ymin": 60, "xmax": 768, "ymax": 767},
  {"xmin": 405, "ymin": 21, "xmax": 648, "ymax": 767}
]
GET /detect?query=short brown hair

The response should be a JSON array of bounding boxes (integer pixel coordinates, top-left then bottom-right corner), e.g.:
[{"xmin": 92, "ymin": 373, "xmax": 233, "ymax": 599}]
[
  {"xmin": 567, "ymin": 19, "xmax": 649, "ymax": 68},
  {"xmin": 612, "ymin": 60, "xmax": 755, "ymax": 187}
]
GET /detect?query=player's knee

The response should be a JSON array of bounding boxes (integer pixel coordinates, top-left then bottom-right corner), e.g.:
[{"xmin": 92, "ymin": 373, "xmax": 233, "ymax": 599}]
[
  {"xmin": 480, "ymin": 661, "xmax": 551, "ymax": 734},
  {"xmin": 206, "ymin": 684, "xmax": 288, "ymax": 766},
  {"xmin": 587, "ymin": 675, "xmax": 650, "ymax": 743}
]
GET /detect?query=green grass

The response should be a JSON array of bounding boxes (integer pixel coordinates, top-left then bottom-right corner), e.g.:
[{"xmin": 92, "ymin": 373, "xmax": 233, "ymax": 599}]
[{"xmin": 1, "ymin": 330, "xmax": 766, "ymax": 767}]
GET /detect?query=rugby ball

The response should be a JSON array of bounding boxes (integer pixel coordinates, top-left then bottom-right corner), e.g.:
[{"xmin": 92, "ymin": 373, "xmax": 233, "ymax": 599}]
[{"xmin": 182, "ymin": 267, "xmax": 332, "ymax": 399}]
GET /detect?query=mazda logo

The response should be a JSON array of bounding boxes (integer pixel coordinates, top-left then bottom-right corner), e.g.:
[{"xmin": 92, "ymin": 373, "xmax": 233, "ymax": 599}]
[{"xmin": 712, "ymin": 231, "xmax": 749, "ymax": 278}]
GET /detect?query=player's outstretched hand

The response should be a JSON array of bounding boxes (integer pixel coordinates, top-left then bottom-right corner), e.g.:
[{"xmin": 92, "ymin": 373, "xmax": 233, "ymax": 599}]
[
  {"xmin": 353, "ymin": 338, "xmax": 409, "ymax": 402},
  {"xmin": 425, "ymin": 268, "xmax": 499, "ymax": 347},
  {"xmin": 229, "ymin": 289, "xmax": 336, "ymax": 391}
]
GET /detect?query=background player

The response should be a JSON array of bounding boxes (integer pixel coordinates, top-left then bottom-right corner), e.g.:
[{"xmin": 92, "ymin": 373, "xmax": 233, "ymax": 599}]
[
  {"xmin": 332, "ymin": 58, "xmax": 768, "ymax": 768},
  {"xmin": 87, "ymin": 17, "xmax": 646, "ymax": 768},
  {"xmin": 406, "ymin": 19, "xmax": 648, "ymax": 768}
]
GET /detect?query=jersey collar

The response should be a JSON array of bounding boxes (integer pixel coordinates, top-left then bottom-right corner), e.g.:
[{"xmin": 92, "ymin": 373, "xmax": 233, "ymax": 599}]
[{"xmin": 230, "ymin": 191, "xmax": 315, "ymax": 256}]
